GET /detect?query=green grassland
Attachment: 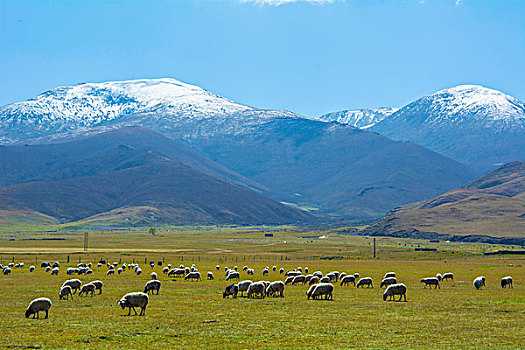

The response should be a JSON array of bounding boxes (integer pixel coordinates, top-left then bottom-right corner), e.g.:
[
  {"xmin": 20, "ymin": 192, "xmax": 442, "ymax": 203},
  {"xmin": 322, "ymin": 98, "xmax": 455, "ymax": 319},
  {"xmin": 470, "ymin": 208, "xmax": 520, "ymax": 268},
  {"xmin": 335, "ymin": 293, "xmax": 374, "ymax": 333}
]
[{"xmin": 0, "ymin": 227, "xmax": 523, "ymax": 349}]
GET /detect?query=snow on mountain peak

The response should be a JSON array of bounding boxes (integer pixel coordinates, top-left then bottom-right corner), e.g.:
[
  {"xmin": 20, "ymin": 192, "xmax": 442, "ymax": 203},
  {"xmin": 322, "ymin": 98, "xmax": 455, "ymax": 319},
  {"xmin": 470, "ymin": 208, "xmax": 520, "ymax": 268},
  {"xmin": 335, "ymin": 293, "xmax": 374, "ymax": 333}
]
[{"xmin": 317, "ymin": 107, "xmax": 398, "ymax": 129}]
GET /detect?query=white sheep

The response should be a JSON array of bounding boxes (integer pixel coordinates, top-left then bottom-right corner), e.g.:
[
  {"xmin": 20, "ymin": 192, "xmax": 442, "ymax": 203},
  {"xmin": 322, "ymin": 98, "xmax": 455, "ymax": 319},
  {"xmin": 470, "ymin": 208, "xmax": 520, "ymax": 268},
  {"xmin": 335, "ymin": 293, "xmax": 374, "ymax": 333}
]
[
  {"xmin": 436, "ymin": 273, "xmax": 443, "ymax": 281},
  {"xmin": 247, "ymin": 281, "xmax": 266, "ymax": 299},
  {"xmin": 380, "ymin": 277, "xmax": 397, "ymax": 288},
  {"xmin": 313, "ymin": 271, "xmax": 323, "ymax": 278},
  {"xmin": 383, "ymin": 272, "xmax": 396, "ymax": 279},
  {"xmin": 216, "ymin": 265, "xmax": 220, "ymax": 271},
  {"xmin": 207, "ymin": 272, "xmax": 214, "ymax": 280},
  {"xmin": 473, "ymin": 276, "xmax": 485, "ymax": 290},
  {"xmin": 442, "ymin": 273, "xmax": 454, "ymax": 281},
  {"xmin": 307, "ymin": 283, "xmax": 334, "ymax": 300},
  {"xmin": 29, "ymin": 266, "xmax": 35, "ymax": 272},
  {"xmin": 226, "ymin": 271, "xmax": 240, "ymax": 281},
  {"xmin": 340, "ymin": 275, "xmax": 356, "ymax": 286},
  {"xmin": 118, "ymin": 268, "xmax": 123, "ymax": 275},
  {"xmin": 151, "ymin": 272, "xmax": 158, "ymax": 280},
  {"xmin": 266, "ymin": 281, "xmax": 285, "ymax": 297},
  {"xmin": 90, "ymin": 280, "xmax": 103, "ymax": 294},
  {"xmin": 247, "ymin": 269, "xmax": 254, "ymax": 275},
  {"xmin": 79, "ymin": 283, "xmax": 96, "ymax": 297},
  {"xmin": 356, "ymin": 277, "xmax": 373, "ymax": 288},
  {"xmin": 309, "ymin": 276, "xmax": 320, "ymax": 285},
  {"xmin": 144, "ymin": 280, "xmax": 161, "ymax": 295},
  {"xmin": 237, "ymin": 280, "xmax": 253, "ymax": 297},
  {"xmin": 51, "ymin": 267, "xmax": 59, "ymax": 275},
  {"xmin": 163, "ymin": 267, "xmax": 169, "ymax": 274},
  {"xmin": 292, "ymin": 275, "xmax": 306, "ymax": 285},
  {"xmin": 118, "ymin": 292, "xmax": 149, "ymax": 316},
  {"xmin": 59, "ymin": 285, "xmax": 73, "ymax": 300},
  {"xmin": 284, "ymin": 276, "xmax": 294, "ymax": 285},
  {"xmin": 62, "ymin": 279, "xmax": 82, "ymax": 294},
  {"xmin": 107, "ymin": 269, "xmax": 115, "ymax": 275},
  {"xmin": 223, "ymin": 284, "xmax": 238, "ymax": 298},
  {"xmin": 185, "ymin": 272, "xmax": 202, "ymax": 281},
  {"xmin": 320, "ymin": 276, "xmax": 331, "ymax": 283},
  {"xmin": 279, "ymin": 268, "xmax": 284, "ymax": 274},
  {"xmin": 421, "ymin": 277, "xmax": 440, "ymax": 289},
  {"xmin": 25, "ymin": 298, "xmax": 52, "ymax": 319},
  {"xmin": 383, "ymin": 283, "xmax": 407, "ymax": 302},
  {"xmin": 501, "ymin": 276, "xmax": 513, "ymax": 289}
]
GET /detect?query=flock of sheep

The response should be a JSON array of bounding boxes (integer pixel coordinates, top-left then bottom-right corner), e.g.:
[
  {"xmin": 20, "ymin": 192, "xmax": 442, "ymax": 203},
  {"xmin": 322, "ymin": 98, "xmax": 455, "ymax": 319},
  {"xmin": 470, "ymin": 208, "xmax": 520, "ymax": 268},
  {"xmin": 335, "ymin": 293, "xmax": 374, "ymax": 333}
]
[{"xmin": 0, "ymin": 260, "xmax": 514, "ymax": 319}]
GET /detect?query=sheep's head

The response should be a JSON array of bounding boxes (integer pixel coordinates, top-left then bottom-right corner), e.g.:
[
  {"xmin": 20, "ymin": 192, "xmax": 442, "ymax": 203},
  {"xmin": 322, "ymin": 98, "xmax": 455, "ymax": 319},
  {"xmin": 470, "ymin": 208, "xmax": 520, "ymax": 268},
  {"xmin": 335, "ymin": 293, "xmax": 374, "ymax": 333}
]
[
  {"xmin": 383, "ymin": 292, "xmax": 387, "ymax": 301},
  {"xmin": 118, "ymin": 299, "xmax": 127, "ymax": 309},
  {"xmin": 24, "ymin": 308, "xmax": 31, "ymax": 318}
]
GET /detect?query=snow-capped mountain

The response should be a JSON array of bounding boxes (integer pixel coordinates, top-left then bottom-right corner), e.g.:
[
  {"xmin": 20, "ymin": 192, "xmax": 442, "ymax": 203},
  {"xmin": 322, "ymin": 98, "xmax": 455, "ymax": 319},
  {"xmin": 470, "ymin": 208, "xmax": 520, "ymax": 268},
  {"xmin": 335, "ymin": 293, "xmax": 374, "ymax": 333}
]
[
  {"xmin": 0, "ymin": 78, "xmax": 300, "ymax": 143},
  {"xmin": 317, "ymin": 108, "xmax": 398, "ymax": 129},
  {"xmin": 371, "ymin": 85, "xmax": 525, "ymax": 171}
]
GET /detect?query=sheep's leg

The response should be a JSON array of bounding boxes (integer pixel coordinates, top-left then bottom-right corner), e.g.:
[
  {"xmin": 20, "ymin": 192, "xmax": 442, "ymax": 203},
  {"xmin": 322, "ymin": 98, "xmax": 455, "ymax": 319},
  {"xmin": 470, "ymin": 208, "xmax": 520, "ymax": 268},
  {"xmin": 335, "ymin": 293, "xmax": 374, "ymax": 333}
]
[
  {"xmin": 127, "ymin": 307, "xmax": 132, "ymax": 316},
  {"xmin": 45, "ymin": 310, "xmax": 49, "ymax": 319}
]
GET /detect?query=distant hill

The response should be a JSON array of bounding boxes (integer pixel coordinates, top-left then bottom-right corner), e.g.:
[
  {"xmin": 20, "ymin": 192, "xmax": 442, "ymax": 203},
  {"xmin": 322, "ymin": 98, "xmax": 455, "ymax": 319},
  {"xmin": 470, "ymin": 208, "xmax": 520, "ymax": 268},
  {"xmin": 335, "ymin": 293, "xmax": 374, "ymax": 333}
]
[
  {"xmin": 317, "ymin": 108, "xmax": 398, "ymax": 129},
  {"xmin": 0, "ymin": 78, "xmax": 479, "ymax": 221},
  {"xmin": 0, "ymin": 129, "xmax": 312, "ymax": 226},
  {"xmin": 370, "ymin": 85, "xmax": 525, "ymax": 172},
  {"xmin": 363, "ymin": 161, "xmax": 525, "ymax": 245}
]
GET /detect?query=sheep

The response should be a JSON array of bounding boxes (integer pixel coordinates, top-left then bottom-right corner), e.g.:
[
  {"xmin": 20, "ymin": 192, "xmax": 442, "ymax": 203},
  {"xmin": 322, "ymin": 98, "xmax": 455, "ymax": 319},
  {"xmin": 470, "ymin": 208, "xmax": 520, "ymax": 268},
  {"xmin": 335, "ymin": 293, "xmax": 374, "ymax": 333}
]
[
  {"xmin": 436, "ymin": 273, "xmax": 443, "ymax": 281},
  {"xmin": 421, "ymin": 277, "xmax": 440, "ymax": 289},
  {"xmin": 66, "ymin": 268, "xmax": 77, "ymax": 275},
  {"xmin": 442, "ymin": 273, "xmax": 454, "ymax": 281},
  {"xmin": 118, "ymin": 292, "xmax": 149, "ymax": 316},
  {"xmin": 380, "ymin": 277, "xmax": 397, "ymax": 288},
  {"xmin": 90, "ymin": 280, "xmax": 103, "ymax": 294},
  {"xmin": 150, "ymin": 262, "xmax": 155, "ymax": 268},
  {"xmin": 292, "ymin": 275, "xmax": 306, "ymax": 285},
  {"xmin": 340, "ymin": 275, "xmax": 356, "ymax": 286},
  {"xmin": 383, "ymin": 283, "xmax": 407, "ymax": 302},
  {"xmin": 356, "ymin": 277, "xmax": 373, "ymax": 288},
  {"xmin": 313, "ymin": 271, "xmax": 323, "ymax": 278},
  {"xmin": 144, "ymin": 280, "xmax": 161, "ymax": 295},
  {"xmin": 45, "ymin": 266, "xmax": 51, "ymax": 273},
  {"xmin": 233, "ymin": 266, "xmax": 238, "ymax": 271},
  {"xmin": 216, "ymin": 265, "xmax": 220, "ymax": 271},
  {"xmin": 247, "ymin": 269, "xmax": 254, "ymax": 275},
  {"xmin": 8, "ymin": 263, "xmax": 14, "ymax": 268},
  {"xmin": 151, "ymin": 272, "xmax": 158, "ymax": 280},
  {"xmin": 284, "ymin": 276, "xmax": 294, "ymax": 285},
  {"xmin": 383, "ymin": 272, "xmax": 396, "ymax": 279},
  {"xmin": 304, "ymin": 274, "xmax": 314, "ymax": 284},
  {"xmin": 163, "ymin": 267, "xmax": 169, "ymax": 274},
  {"xmin": 135, "ymin": 268, "xmax": 142, "ymax": 276},
  {"xmin": 353, "ymin": 273, "xmax": 359, "ymax": 279},
  {"xmin": 51, "ymin": 267, "xmax": 59, "ymax": 275},
  {"xmin": 97, "ymin": 263, "xmax": 102, "ymax": 268},
  {"xmin": 25, "ymin": 298, "xmax": 52, "ymax": 319},
  {"xmin": 501, "ymin": 276, "xmax": 513, "ymax": 289},
  {"xmin": 329, "ymin": 271, "xmax": 340, "ymax": 282},
  {"xmin": 279, "ymin": 268, "xmax": 284, "ymax": 274},
  {"xmin": 62, "ymin": 279, "xmax": 82, "ymax": 294},
  {"xmin": 247, "ymin": 282, "xmax": 266, "ymax": 299},
  {"xmin": 473, "ymin": 276, "xmax": 486, "ymax": 290},
  {"xmin": 226, "ymin": 271, "xmax": 240, "ymax": 281},
  {"xmin": 3, "ymin": 267, "xmax": 11, "ymax": 275},
  {"xmin": 107, "ymin": 269, "xmax": 115, "ymax": 275},
  {"xmin": 309, "ymin": 276, "xmax": 320, "ymax": 285},
  {"xmin": 272, "ymin": 266, "xmax": 277, "ymax": 271},
  {"xmin": 53, "ymin": 261, "xmax": 60, "ymax": 268},
  {"xmin": 260, "ymin": 281, "xmax": 270, "ymax": 290},
  {"xmin": 59, "ymin": 285, "xmax": 73, "ymax": 300},
  {"xmin": 320, "ymin": 276, "xmax": 331, "ymax": 283},
  {"xmin": 304, "ymin": 267, "xmax": 309, "ymax": 274},
  {"xmin": 223, "ymin": 284, "xmax": 239, "ymax": 298},
  {"xmin": 185, "ymin": 272, "xmax": 202, "ymax": 281},
  {"xmin": 29, "ymin": 266, "xmax": 35, "ymax": 272},
  {"xmin": 79, "ymin": 283, "xmax": 96, "ymax": 297},
  {"xmin": 266, "ymin": 281, "xmax": 285, "ymax": 297},
  {"xmin": 237, "ymin": 280, "xmax": 253, "ymax": 297},
  {"xmin": 285, "ymin": 270, "xmax": 301, "ymax": 277},
  {"xmin": 207, "ymin": 272, "xmax": 214, "ymax": 280},
  {"xmin": 184, "ymin": 267, "xmax": 190, "ymax": 274},
  {"xmin": 339, "ymin": 272, "xmax": 347, "ymax": 281},
  {"xmin": 168, "ymin": 268, "xmax": 186, "ymax": 278},
  {"xmin": 118, "ymin": 268, "xmax": 123, "ymax": 274},
  {"xmin": 307, "ymin": 283, "xmax": 334, "ymax": 300},
  {"xmin": 262, "ymin": 268, "xmax": 269, "ymax": 276},
  {"xmin": 41, "ymin": 262, "xmax": 50, "ymax": 268}
]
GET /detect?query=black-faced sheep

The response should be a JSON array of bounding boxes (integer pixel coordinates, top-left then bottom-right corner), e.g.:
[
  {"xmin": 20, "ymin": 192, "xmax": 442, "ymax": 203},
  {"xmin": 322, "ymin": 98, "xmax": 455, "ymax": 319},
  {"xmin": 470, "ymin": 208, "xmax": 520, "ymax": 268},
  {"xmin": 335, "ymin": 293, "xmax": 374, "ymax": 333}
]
[
  {"xmin": 118, "ymin": 292, "xmax": 149, "ymax": 316},
  {"xmin": 284, "ymin": 276, "xmax": 294, "ymax": 285},
  {"xmin": 383, "ymin": 283, "xmax": 407, "ymax": 302},
  {"xmin": 25, "ymin": 298, "xmax": 52, "ymax": 319}
]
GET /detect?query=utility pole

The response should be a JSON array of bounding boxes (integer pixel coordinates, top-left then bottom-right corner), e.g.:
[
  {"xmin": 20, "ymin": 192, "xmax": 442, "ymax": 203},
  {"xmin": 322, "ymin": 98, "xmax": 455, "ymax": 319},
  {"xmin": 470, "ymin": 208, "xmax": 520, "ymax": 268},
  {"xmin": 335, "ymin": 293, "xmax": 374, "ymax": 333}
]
[{"xmin": 373, "ymin": 238, "xmax": 376, "ymax": 258}]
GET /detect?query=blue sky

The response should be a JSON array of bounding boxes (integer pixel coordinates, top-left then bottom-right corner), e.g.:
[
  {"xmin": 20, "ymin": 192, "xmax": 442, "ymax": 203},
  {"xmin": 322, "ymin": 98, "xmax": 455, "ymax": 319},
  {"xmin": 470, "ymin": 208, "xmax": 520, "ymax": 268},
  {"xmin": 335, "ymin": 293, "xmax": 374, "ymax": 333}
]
[{"xmin": 1, "ymin": 0, "xmax": 524, "ymax": 117}]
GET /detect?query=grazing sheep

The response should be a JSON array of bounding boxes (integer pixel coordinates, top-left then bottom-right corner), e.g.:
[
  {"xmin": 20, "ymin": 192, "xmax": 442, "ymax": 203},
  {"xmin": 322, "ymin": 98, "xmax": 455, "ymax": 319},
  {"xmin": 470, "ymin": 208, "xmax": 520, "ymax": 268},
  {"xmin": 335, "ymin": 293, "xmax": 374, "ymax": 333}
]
[
  {"xmin": 163, "ymin": 267, "xmax": 169, "ymax": 274},
  {"xmin": 3, "ymin": 267, "xmax": 11, "ymax": 275},
  {"xmin": 383, "ymin": 272, "xmax": 396, "ymax": 279},
  {"xmin": 309, "ymin": 276, "xmax": 320, "ymax": 285},
  {"xmin": 473, "ymin": 276, "xmax": 486, "ymax": 290},
  {"xmin": 59, "ymin": 285, "xmax": 73, "ymax": 300},
  {"xmin": 29, "ymin": 266, "xmax": 35, "ymax": 272},
  {"xmin": 383, "ymin": 283, "xmax": 407, "ymax": 302},
  {"xmin": 150, "ymin": 262, "xmax": 155, "ymax": 268},
  {"xmin": 118, "ymin": 292, "xmax": 149, "ymax": 316},
  {"xmin": 151, "ymin": 272, "xmax": 158, "ymax": 280},
  {"xmin": 380, "ymin": 277, "xmax": 397, "ymax": 288},
  {"xmin": 292, "ymin": 275, "xmax": 306, "ymax": 285},
  {"xmin": 307, "ymin": 283, "xmax": 334, "ymax": 300},
  {"xmin": 53, "ymin": 261, "xmax": 60, "ymax": 268},
  {"xmin": 136, "ymin": 268, "xmax": 142, "ymax": 276},
  {"xmin": 421, "ymin": 277, "xmax": 440, "ymax": 289},
  {"xmin": 242, "ymin": 266, "xmax": 248, "ymax": 271},
  {"xmin": 320, "ymin": 276, "xmax": 331, "ymax": 283},
  {"xmin": 144, "ymin": 280, "xmax": 161, "ymax": 295},
  {"xmin": 184, "ymin": 267, "xmax": 190, "ymax": 274},
  {"xmin": 107, "ymin": 269, "xmax": 115, "ymax": 275},
  {"xmin": 185, "ymin": 272, "xmax": 202, "ymax": 281},
  {"xmin": 207, "ymin": 272, "xmax": 214, "ymax": 280},
  {"xmin": 279, "ymin": 268, "xmax": 284, "ymax": 274},
  {"xmin": 117, "ymin": 268, "xmax": 123, "ymax": 275},
  {"xmin": 41, "ymin": 262, "xmax": 50, "ymax": 268},
  {"xmin": 62, "ymin": 279, "xmax": 82, "ymax": 294},
  {"xmin": 284, "ymin": 276, "xmax": 294, "ymax": 285},
  {"xmin": 168, "ymin": 268, "xmax": 186, "ymax": 278},
  {"xmin": 313, "ymin": 271, "xmax": 323, "ymax": 278},
  {"xmin": 285, "ymin": 270, "xmax": 301, "ymax": 277},
  {"xmin": 262, "ymin": 268, "xmax": 269, "ymax": 276},
  {"xmin": 436, "ymin": 273, "xmax": 443, "ymax": 281},
  {"xmin": 97, "ymin": 263, "xmax": 102, "ymax": 268},
  {"xmin": 237, "ymin": 280, "xmax": 253, "ymax": 297},
  {"xmin": 353, "ymin": 273, "xmax": 359, "ymax": 279},
  {"xmin": 233, "ymin": 266, "xmax": 238, "ymax": 271},
  {"xmin": 356, "ymin": 277, "xmax": 373, "ymax": 288},
  {"xmin": 442, "ymin": 273, "xmax": 454, "ymax": 281},
  {"xmin": 340, "ymin": 275, "xmax": 356, "ymax": 286},
  {"xmin": 223, "ymin": 284, "xmax": 239, "ymax": 298},
  {"xmin": 79, "ymin": 283, "xmax": 96, "ymax": 297},
  {"xmin": 329, "ymin": 271, "xmax": 340, "ymax": 282},
  {"xmin": 272, "ymin": 266, "xmax": 277, "ymax": 271},
  {"xmin": 339, "ymin": 272, "xmax": 347, "ymax": 281},
  {"xmin": 247, "ymin": 282, "xmax": 266, "ymax": 299},
  {"xmin": 501, "ymin": 276, "xmax": 513, "ymax": 289},
  {"xmin": 226, "ymin": 271, "xmax": 240, "ymax": 281},
  {"xmin": 247, "ymin": 269, "xmax": 254, "ymax": 275},
  {"xmin": 8, "ymin": 263, "xmax": 14, "ymax": 268},
  {"xmin": 45, "ymin": 266, "xmax": 51, "ymax": 273},
  {"xmin": 304, "ymin": 274, "xmax": 314, "ymax": 284},
  {"xmin": 25, "ymin": 298, "xmax": 52, "ymax": 319},
  {"xmin": 304, "ymin": 267, "xmax": 309, "ymax": 274},
  {"xmin": 266, "ymin": 281, "xmax": 285, "ymax": 297}
]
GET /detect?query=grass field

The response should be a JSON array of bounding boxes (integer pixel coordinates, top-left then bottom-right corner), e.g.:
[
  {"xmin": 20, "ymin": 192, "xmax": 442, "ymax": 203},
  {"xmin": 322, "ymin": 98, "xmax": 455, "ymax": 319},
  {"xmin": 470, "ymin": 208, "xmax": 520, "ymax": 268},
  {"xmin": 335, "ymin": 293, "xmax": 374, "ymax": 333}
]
[{"xmin": 0, "ymin": 227, "xmax": 523, "ymax": 349}]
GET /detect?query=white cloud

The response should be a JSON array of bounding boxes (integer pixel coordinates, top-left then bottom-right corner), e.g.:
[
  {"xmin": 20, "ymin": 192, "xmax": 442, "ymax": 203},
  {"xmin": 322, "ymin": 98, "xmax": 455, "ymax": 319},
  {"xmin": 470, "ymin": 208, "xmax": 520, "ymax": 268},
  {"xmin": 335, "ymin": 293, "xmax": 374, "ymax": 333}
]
[{"xmin": 241, "ymin": 0, "xmax": 336, "ymax": 6}]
